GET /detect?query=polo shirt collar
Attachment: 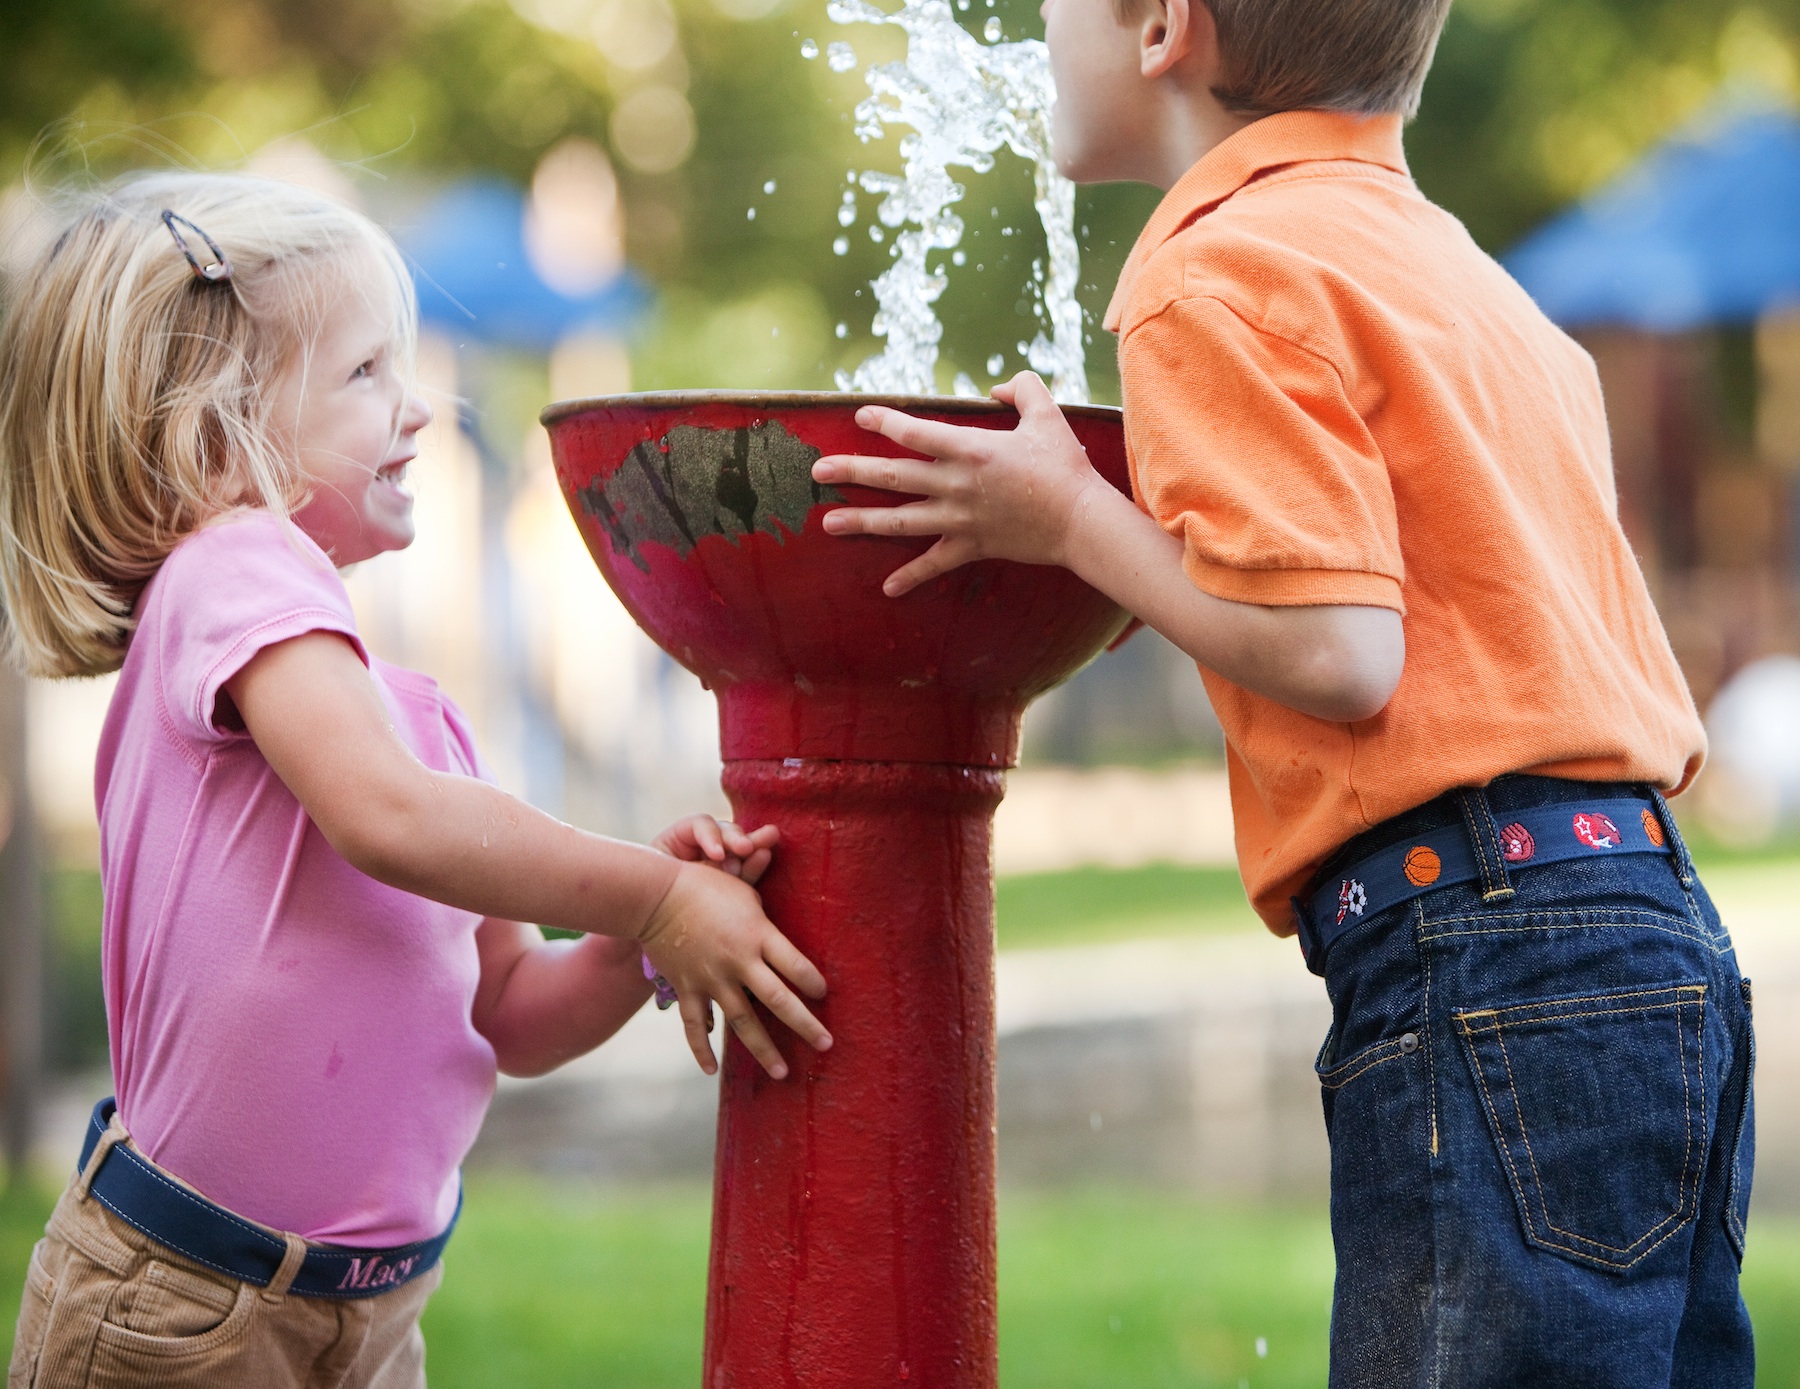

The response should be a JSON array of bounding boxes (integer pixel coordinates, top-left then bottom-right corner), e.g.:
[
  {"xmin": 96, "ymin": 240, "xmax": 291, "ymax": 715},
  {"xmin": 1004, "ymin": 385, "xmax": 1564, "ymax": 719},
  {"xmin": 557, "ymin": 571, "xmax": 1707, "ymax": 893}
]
[{"xmin": 1102, "ymin": 110, "xmax": 1410, "ymax": 331}]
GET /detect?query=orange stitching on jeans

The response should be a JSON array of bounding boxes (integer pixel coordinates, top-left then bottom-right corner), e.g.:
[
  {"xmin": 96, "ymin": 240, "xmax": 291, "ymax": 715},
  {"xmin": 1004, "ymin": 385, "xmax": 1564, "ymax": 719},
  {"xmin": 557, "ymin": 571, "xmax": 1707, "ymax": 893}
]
[{"xmin": 1318, "ymin": 1043, "xmax": 1408, "ymax": 1091}]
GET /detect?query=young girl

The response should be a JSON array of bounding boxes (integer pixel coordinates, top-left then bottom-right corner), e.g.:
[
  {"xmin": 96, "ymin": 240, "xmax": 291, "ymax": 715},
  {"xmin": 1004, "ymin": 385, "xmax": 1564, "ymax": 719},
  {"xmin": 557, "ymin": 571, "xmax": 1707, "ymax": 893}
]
[{"xmin": 1, "ymin": 171, "xmax": 829, "ymax": 1388}]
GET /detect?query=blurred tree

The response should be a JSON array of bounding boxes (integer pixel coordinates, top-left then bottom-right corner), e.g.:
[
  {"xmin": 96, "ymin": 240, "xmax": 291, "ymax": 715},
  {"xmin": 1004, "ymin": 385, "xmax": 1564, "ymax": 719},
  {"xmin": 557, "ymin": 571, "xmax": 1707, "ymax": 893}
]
[{"xmin": 4, "ymin": 0, "xmax": 1799, "ymax": 394}]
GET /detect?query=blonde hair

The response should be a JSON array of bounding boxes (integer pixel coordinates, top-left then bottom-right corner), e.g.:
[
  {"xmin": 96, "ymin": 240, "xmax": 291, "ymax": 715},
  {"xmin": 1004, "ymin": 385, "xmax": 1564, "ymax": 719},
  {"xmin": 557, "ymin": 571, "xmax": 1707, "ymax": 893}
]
[{"xmin": 0, "ymin": 171, "xmax": 416, "ymax": 678}]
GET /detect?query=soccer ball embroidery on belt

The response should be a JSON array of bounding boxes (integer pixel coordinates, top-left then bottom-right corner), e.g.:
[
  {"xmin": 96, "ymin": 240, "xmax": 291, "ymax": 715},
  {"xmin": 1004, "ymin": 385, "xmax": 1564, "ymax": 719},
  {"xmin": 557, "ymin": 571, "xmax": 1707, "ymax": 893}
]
[
  {"xmin": 1335, "ymin": 879, "xmax": 1368, "ymax": 925},
  {"xmin": 1572, "ymin": 811, "xmax": 1623, "ymax": 849}
]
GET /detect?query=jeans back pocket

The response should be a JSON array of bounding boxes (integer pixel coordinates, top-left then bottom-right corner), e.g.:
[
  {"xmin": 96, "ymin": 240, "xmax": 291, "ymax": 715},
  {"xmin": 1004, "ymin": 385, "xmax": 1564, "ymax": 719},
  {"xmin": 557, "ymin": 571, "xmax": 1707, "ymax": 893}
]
[{"xmin": 1454, "ymin": 982, "xmax": 1708, "ymax": 1274}]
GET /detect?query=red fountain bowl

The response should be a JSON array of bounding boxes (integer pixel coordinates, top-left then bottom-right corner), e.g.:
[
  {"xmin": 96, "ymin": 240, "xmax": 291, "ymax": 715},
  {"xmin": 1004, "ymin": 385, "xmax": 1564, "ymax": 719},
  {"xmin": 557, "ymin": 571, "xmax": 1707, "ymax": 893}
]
[{"xmin": 541, "ymin": 391, "xmax": 1132, "ymax": 767}]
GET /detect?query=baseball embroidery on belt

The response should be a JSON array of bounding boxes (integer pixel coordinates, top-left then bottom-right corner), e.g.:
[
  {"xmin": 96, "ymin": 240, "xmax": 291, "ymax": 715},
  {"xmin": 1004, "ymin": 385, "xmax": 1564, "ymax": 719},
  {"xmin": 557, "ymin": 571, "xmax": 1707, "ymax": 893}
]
[
  {"xmin": 1499, "ymin": 822, "xmax": 1535, "ymax": 863},
  {"xmin": 1572, "ymin": 811, "xmax": 1623, "ymax": 849},
  {"xmin": 1403, "ymin": 846, "xmax": 1442, "ymax": 887},
  {"xmin": 1641, "ymin": 809, "xmax": 1666, "ymax": 847},
  {"xmin": 1335, "ymin": 879, "xmax": 1368, "ymax": 925}
]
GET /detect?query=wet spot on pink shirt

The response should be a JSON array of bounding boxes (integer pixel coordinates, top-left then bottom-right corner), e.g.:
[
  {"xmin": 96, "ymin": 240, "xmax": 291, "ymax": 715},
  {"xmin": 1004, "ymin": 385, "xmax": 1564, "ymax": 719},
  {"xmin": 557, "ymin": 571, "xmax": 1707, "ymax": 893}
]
[{"xmin": 325, "ymin": 1043, "xmax": 345, "ymax": 1080}]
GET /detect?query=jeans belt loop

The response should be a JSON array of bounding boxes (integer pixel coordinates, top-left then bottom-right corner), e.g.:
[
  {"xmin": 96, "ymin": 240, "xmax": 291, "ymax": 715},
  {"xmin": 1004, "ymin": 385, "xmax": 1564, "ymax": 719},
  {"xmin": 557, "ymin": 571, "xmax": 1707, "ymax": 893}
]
[
  {"xmin": 262, "ymin": 1233, "xmax": 310, "ymax": 1304},
  {"xmin": 75, "ymin": 1112, "xmax": 128, "ymax": 1201},
  {"xmin": 1455, "ymin": 786, "xmax": 1516, "ymax": 902},
  {"xmin": 1645, "ymin": 785, "xmax": 1696, "ymax": 888}
]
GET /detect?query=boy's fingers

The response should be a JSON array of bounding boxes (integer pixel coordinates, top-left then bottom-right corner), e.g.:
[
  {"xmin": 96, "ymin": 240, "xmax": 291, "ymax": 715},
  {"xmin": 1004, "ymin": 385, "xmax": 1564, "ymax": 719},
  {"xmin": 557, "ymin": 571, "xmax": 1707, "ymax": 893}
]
[
  {"xmin": 747, "ymin": 824, "xmax": 780, "ymax": 849},
  {"xmin": 718, "ymin": 821, "xmax": 757, "ymax": 859},
  {"xmin": 739, "ymin": 846, "xmax": 774, "ymax": 884},
  {"xmin": 719, "ymin": 995, "xmax": 790, "ymax": 1080},
  {"xmin": 855, "ymin": 405, "xmax": 982, "ymax": 461},
  {"xmin": 813, "ymin": 453, "xmax": 942, "ymax": 494},
  {"xmin": 822, "ymin": 501, "xmax": 951, "ymax": 540},
  {"xmin": 1005, "ymin": 370, "xmax": 1057, "ymax": 415},
  {"xmin": 748, "ymin": 964, "xmax": 833, "ymax": 1051},
  {"xmin": 692, "ymin": 817, "xmax": 726, "ymax": 862},
  {"xmin": 676, "ymin": 992, "xmax": 719, "ymax": 1075},
  {"xmin": 764, "ymin": 933, "xmax": 828, "ymax": 999},
  {"xmin": 883, "ymin": 538, "xmax": 977, "ymax": 597}
]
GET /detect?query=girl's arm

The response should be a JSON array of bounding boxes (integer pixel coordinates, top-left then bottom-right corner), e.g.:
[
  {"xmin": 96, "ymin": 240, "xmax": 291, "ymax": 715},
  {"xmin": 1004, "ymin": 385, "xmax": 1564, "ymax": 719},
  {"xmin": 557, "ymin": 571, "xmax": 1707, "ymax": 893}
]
[
  {"xmin": 470, "ymin": 816, "xmax": 779, "ymax": 1077},
  {"xmin": 471, "ymin": 920, "xmax": 651, "ymax": 1078},
  {"xmin": 225, "ymin": 632, "xmax": 830, "ymax": 1079}
]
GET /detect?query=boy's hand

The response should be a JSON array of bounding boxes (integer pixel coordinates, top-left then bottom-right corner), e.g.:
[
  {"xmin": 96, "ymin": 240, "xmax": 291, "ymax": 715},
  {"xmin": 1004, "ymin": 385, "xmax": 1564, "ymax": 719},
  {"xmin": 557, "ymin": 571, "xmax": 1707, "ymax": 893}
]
[
  {"xmin": 637, "ymin": 861, "xmax": 830, "ymax": 1080},
  {"xmin": 653, "ymin": 814, "xmax": 780, "ymax": 885},
  {"xmin": 812, "ymin": 371, "xmax": 1105, "ymax": 597}
]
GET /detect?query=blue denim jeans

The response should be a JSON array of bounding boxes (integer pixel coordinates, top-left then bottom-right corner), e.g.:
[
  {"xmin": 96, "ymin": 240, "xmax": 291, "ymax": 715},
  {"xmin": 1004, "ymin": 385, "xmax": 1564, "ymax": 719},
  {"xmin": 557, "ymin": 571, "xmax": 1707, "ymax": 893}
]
[{"xmin": 1310, "ymin": 776, "xmax": 1756, "ymax": 1388}]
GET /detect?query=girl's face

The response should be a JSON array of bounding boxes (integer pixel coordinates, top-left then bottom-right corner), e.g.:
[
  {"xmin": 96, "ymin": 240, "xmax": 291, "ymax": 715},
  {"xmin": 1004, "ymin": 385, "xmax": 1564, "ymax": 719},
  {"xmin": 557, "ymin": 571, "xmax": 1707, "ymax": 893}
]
[{"xmin": 278, "ymin": 268, "xmax": 432, "ymax": 567}]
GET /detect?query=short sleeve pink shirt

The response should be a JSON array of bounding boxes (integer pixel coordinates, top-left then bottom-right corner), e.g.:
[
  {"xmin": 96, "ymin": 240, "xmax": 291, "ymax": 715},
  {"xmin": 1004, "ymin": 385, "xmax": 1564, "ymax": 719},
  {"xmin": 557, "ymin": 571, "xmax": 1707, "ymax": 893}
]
[{"xmin": 96, "ymin": 511, "xmax": 497, "ymax": 1246}]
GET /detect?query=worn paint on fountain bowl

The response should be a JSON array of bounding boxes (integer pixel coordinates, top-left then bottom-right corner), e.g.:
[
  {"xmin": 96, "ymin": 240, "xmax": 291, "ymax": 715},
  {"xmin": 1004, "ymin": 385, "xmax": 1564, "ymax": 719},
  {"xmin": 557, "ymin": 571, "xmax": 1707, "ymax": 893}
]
[{"xmin": 576, "ymin": 421, "xmax": 844, "ymax": 571}]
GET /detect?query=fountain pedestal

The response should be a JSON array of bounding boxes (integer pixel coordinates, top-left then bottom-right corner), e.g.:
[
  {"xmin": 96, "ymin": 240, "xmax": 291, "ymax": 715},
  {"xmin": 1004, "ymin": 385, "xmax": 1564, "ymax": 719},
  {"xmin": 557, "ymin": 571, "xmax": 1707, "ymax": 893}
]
[{"xmin": 545, "ymin": 392, "xmax": 1131, "ymax": 1388}]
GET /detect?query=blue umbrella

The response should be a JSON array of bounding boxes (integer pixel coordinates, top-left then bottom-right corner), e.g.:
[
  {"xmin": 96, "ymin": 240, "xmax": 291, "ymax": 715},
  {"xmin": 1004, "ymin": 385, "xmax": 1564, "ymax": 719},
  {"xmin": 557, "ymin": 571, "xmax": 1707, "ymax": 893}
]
[
  {"xmin": 395, "ymin": 178, "xmax": 647, "ymax": 352},
  {"xmin": 1504, "ymin": 106, "xmax": 1800, "ymax": 330}
]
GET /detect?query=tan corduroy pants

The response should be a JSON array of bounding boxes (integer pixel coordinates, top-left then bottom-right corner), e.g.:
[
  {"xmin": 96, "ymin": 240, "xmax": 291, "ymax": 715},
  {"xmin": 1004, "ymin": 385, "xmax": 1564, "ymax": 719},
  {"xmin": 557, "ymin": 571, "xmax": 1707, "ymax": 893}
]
[{"xmin": 8, "ymin": 1137, "xmax": 440, "ymax": 1389}]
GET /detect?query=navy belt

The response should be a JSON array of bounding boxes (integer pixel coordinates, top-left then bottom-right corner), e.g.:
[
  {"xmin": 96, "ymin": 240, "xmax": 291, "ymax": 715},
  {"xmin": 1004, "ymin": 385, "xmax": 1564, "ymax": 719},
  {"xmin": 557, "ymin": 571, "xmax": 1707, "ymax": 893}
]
[
  {"xmin": 1295, "ymin": 794, "xmax": 1674, "ymax": 966},
  {"xmin": 78, "ymin": 1099, "xmax": 458, "ymax": 1299}
]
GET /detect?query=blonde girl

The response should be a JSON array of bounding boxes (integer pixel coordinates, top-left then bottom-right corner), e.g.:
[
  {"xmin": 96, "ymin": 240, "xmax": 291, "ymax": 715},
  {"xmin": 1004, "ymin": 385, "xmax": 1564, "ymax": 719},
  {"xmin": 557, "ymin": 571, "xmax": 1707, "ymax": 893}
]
[{"xmin": 1, "ymin": 172, "xmax": 829, "ymax": 1389}]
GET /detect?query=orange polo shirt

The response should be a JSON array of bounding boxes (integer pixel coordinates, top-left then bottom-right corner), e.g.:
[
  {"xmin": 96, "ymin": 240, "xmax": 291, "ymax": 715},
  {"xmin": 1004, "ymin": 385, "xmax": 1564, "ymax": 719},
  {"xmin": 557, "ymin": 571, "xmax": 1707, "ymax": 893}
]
[{"xmin": 1103, "ymin": 110, "xmax": 1706, "ymax": 933}]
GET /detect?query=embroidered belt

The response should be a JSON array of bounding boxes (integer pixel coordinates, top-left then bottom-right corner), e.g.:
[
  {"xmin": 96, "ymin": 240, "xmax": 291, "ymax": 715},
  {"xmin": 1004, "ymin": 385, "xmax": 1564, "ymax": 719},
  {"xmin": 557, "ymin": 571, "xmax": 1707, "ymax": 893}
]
[
  {"xmin": 78, "ymin": 1098, "xmax": 458, "ymax": 1299},
  {"xmin": 1295, "ymin": 795, "xmax": 1673, "ymax": 962}
]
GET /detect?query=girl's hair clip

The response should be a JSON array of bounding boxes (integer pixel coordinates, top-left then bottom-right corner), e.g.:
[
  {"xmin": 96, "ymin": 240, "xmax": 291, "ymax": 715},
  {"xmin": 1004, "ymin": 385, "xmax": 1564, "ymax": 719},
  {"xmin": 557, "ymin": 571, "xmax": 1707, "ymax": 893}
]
[{"xmin": 160, "ymin": 210, "xmax": 233, "ymax": 284}]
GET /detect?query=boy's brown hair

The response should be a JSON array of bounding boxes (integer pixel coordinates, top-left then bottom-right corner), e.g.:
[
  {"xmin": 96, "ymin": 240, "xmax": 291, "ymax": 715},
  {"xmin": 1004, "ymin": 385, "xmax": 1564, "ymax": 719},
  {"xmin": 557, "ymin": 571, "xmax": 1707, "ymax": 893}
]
[{"xmin": 1146, "ymin": 0, "xmax": 1453, "ymax": 119}]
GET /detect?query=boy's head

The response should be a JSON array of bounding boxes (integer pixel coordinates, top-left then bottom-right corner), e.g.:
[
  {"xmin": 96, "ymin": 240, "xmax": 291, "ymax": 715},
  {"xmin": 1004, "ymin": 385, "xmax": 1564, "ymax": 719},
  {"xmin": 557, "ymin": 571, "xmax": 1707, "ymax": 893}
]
[{"xmin": 1045, "ymin": 0, "xmax": 1451, "ymax": 185}]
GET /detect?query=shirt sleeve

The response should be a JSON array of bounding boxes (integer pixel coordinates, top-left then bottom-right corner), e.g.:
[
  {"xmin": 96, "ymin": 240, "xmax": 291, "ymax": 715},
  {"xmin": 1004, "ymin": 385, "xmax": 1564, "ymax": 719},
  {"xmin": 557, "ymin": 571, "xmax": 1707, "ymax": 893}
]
[
  {"xmin": 1119, "ymin": 294, "xmax": 1405, "ymax": 612},
  {"xmin": 152, "ymin": 512, "xmax": 370, "ymax": 745}
]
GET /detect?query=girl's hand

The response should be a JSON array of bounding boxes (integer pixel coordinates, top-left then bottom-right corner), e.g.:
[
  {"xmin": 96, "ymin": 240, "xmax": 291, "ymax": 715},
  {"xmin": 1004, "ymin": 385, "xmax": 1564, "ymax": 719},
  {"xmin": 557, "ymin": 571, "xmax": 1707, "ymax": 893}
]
[
  {"xmin": 638, "ymin": 862, "xmax": 829, "ymax": 1080},
  {"xmin": 810, "ymin": 370, "xmax": 1105, "ymax": 597},
  {"xmin": 653, "ymin": 814, "xmax": 780, "ymax": 885}
]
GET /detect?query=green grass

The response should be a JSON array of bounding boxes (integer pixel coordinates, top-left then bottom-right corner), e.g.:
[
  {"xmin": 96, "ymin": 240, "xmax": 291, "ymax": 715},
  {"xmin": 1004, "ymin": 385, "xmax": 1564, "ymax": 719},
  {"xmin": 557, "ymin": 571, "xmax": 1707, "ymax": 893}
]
[
  {"xmin": 996, "ymin": 863, "xmax": 1259, "ymax": 951},
  {"xmin": 8, "ymin": 1176, "xmax": 1799, "ymax": 1386}
]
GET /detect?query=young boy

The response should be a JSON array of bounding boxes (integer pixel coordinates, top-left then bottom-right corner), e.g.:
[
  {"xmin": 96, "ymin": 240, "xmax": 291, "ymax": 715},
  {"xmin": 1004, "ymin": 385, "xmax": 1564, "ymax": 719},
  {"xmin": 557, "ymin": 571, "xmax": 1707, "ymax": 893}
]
[{"xmin": 812, "ymin": 0, "xmax": 1756, "ymax": 1384}]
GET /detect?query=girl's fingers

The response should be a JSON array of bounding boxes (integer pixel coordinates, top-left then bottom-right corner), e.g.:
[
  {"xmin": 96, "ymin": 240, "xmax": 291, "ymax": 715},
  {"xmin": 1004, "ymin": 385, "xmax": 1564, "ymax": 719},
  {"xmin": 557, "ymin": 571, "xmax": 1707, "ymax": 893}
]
[
  {"xmin": 692, "ymin": 816, "xmax": 727, "ymax": 863},
  {"xmin": 739, "ymin": 846, "xmax": 774, "ymax": 884},
  {"xmin": 719, "ymin": 821, "xmax": 758, "ymax": 859},
  {"xmin": 764, "ymin": 932, "xmax": 828, "ymax": 999},
  {"xmin": 812, "ymin": 452, "xmax": 942, "ymax": 494},
  {"xmin": 675, "ymin": 990, "xmax": 719, "ymax": 1075},
  {"xmin": 746, "ymin": 964, "xmax": 833, "ymax": 1052},
  {"xmin": 747, "ymin": 824, "xmax": 780, "ymax": 849},
  {"xmin": 718, "ymin": 992, "xmax": 790, "ymax": 1080}
]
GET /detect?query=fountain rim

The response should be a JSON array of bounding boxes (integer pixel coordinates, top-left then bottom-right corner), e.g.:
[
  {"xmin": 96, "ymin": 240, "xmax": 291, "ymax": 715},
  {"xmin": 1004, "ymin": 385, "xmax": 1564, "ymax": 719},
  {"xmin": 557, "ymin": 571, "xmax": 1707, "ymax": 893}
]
[{"xmin": 539, "ymin": 389, "xmax": 1123, "ymax": 429}]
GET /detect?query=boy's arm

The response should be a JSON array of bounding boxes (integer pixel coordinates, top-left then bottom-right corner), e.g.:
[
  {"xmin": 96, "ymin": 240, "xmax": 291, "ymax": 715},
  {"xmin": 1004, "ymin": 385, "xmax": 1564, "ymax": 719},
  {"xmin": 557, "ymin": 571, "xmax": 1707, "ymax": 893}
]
[{"xmin": 812, "ymin": 372, "xmax": 1404, "ymax": 723}]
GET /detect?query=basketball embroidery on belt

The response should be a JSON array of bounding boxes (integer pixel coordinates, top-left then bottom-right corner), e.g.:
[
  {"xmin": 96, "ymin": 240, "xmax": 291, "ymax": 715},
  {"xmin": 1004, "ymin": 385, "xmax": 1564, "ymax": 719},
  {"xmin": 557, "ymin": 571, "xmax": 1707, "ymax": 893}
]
[
  {"xmin": 1499, "ymin": 822, "xmax": 1535, "ymax": 863},
  {"xmin": 1403, "ymin": 846, "xmax": 1442, "ymax": 886},
  {"xmin": 1573, "ymin": 811, "xmax": 1623, "ymax": 849},
  {"xmin": 1335, "ymin": 879, "xmax": 1367, "ymax": 925},
  {"xmin": 1642, "ymin": 809, "xmax": 1666, "ymax": 847}
]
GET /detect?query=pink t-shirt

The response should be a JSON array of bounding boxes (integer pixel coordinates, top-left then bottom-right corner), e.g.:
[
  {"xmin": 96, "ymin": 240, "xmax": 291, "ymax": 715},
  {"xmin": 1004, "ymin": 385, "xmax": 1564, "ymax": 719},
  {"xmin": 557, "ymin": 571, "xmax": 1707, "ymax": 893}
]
[{"xmin": 95, "ymin": 511, "xmax": 497, "ymax": 1246}]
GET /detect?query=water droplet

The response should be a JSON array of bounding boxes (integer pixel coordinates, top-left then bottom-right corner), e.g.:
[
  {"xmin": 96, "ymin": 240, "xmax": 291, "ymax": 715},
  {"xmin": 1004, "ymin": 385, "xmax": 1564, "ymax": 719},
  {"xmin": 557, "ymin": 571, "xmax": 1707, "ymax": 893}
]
[
  {"xmin": 869, "ymin": 225, "xmax": 884, "ymax": 241},
  {"xmin": 1108, "ymin": 1314, "xmax": 1121, "ymax": 1333},
  {"xmin": 771, "ymin": 326, "xmax": 780, "ymax": 337},
  {"xmin": 833, "ymin": 236, "xmax": 850, "ymax": 255},
  {"xmin": 836, "ymin": 322, "xmax": 849, "ymax": 339},
  {"xmin": 838, "ymin": 204, "xmax": 858, "ymax": 226},
  {"xmin": 1256, "ymin": 1337, "xmax": 1269, "ymax": 1359},
  {"xmin": 826, "ymin": 40, "xmax": 858, "ymax": 71},
  {"xmin": 764, "ymin": 179, "xmax": 777, "ymax": 194},
  {"xmin": 800, "ymin": 37, "xmax": 819, "ymax": 57},
  {"xmin": 986, "ymin": 353, "xmax": 1004, "ymax": 375},
  {"xmin": 746, "ymin": 207, "xmax": 757, "ymax": 220},
  {"xmin": 951, "ymin": 249, "xmax": 966, "ymax": 266},
  {"xmin": 983, "ymin": 16, "xmax": 1001, "ymax": 39},
  {"xmin": 1001, "ymin": 225, "xmax": 1014, "ymax": 236},
  {"xmin": 952, "ymin": 371, "xmax": 980, "ymax": 396}
]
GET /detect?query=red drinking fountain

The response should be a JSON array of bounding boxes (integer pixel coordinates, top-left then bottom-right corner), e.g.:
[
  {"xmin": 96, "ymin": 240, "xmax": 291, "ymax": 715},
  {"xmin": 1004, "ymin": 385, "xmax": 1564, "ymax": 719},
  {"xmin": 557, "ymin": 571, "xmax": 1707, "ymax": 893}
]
[{"xmin": 544, "ymin": 391, "xmax": 1131, "ymax": 1389}]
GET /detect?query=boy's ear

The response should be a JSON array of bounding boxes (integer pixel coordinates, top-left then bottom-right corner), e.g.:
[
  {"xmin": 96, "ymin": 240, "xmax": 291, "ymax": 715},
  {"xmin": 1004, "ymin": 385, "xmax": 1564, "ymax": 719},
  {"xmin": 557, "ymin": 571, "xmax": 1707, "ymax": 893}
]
[{"xmin": 1141, "ymin": 0, "xmax": 1214, "ymax": 81}]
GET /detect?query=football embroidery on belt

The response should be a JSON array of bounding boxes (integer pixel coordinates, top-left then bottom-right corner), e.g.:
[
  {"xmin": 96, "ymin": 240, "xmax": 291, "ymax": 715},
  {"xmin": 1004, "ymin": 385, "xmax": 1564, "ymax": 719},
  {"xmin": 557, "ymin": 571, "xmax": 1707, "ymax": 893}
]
[
  {"xmin": 1573, "ymin": 811, "xmax": 1623, "ymax": 849},
  {"xmin": 1335, "ymin": 879, "xmax": 1367, "ymax": 925}
]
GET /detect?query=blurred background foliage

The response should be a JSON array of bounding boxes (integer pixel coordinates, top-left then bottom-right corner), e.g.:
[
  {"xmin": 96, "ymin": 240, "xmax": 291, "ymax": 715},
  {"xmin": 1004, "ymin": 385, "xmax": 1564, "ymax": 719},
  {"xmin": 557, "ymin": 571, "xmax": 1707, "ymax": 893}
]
[{"xmin": 8, "ymin": 0, "xmax": 1800, "ymax": 400}]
